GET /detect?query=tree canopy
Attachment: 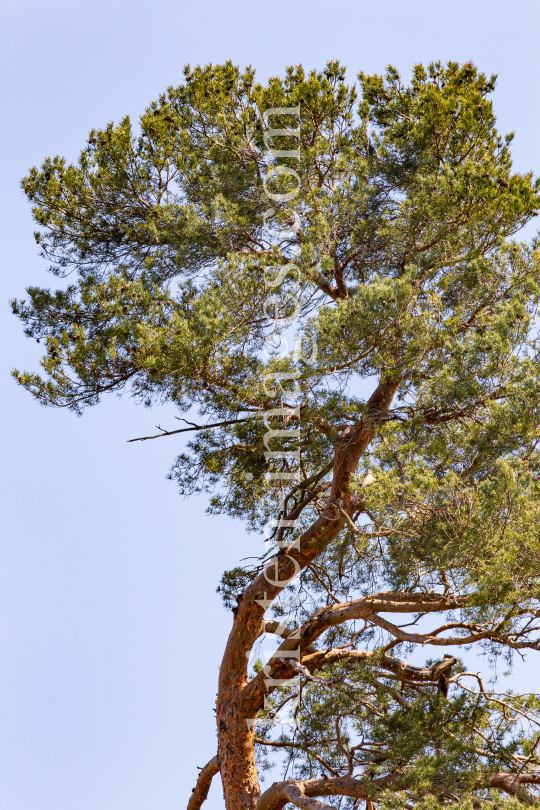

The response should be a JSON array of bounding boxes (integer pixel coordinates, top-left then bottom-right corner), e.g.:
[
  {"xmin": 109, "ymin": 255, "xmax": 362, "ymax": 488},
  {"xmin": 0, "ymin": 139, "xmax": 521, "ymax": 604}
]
[{"xmin": 12, "ymin": 59, "xmax": 540, "ymax": 810}]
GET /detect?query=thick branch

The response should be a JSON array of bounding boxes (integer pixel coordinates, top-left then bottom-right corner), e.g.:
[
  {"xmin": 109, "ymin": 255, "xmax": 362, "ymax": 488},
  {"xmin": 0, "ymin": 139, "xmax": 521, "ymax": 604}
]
[
  {"xmin": 241, "ymin": 592, "xmax": 465, "ymax": 715},
  {"xmin": 256, "ymin": 773, "xmax": 404, "ymax": 810},
  {"xmin": 488, "ymin": 772, "xmax": 540, "ymax": 805},
  {"xmin": 302, "ymin": 647, "xmax": 457, "ymax": 684},
  {"xmin": 220, "ymin": 378, "xmax": 401, "ymax": 704},
  {"xmin": 263, "ymin": 621, "xmax": 317, "ymax": 654},
  {"xmin": 217, "ymin": 379, "xmax": 400, "ymax": 808},
  {"xmin": 256, "ymin": 772, "xmax": 540, "ymax": 810},
  {"xmin": 285, "ymin": 783, "xmax": 334, "ymax": 810},
  {"xmin": 187, "ymin": 756, "xmax": 220, "ymax": 810}
]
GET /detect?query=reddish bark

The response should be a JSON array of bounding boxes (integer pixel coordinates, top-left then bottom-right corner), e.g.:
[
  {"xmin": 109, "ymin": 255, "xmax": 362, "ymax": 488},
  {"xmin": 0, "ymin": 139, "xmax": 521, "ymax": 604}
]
[
  {"xmin": 215, "ymin": 379, "xmax": 400, "ymax": 809},
  {"xmin": 187, "ymin": 756, "xmax": 220, "ymax": 810}
]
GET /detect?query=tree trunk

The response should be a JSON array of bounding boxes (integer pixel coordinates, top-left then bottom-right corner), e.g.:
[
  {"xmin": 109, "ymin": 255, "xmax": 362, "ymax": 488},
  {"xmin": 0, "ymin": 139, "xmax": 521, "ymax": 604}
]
[
  {"xmin": 215, "ymin": 378, "xmax": 400, "ymax": 808},
  {"xmin": 217, "ymin": 599, "xmax": 264, "ymax": 809},
  {"xmin": 217, "ymin": 684, "xmax": 260, "ymax": 809}
]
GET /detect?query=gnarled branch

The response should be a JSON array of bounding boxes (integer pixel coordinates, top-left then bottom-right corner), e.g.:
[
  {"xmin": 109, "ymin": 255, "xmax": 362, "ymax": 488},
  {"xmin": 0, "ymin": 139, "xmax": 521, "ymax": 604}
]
[
  {"xmin": 241, "ymin": 591, "xmax": 466, "ymax": 715},
  {"xmin": 256, "ymin": 771, "xmax": 540, "ymax": 810}
]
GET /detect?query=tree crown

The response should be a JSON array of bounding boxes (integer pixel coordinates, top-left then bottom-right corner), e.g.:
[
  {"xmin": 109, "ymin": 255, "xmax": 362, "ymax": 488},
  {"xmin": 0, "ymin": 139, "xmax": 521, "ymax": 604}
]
[{"xmin": 12, "ymin": 60, "xmax": 540, "ymax": 809}]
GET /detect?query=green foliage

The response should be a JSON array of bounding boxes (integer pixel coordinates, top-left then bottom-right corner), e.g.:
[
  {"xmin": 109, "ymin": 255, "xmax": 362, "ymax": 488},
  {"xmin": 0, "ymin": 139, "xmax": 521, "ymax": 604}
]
[
  {"xmin": 12, "ymin": 58, "xmax": 540, "ymax": 806},
  {"xmin": 216, "ymin": 566, "xmax": 257, "ymax": 611}
]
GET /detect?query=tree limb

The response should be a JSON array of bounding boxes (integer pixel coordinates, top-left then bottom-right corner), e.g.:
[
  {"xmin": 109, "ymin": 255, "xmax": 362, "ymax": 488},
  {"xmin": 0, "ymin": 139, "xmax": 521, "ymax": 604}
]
[
  {"xmin": 285, "ymin": 782, "xmax": 334, "ymax": 810},
  {"xmin": 241, "ymin": 592, "xmax": 466, "ymax": 715},
  {"xmin": 366, "ymin": 612, "xmax": 540, "ymax": 650},
  {"xmin": 255, "ymin": 772, "xmax": 540, "ymax": 810},
  {"xmin": 187, "ymin": 756, "xmax": 220, "ymax": 810},
  {"xmin": 128, "ymin": 417, "xmax": 254, "ymax": 443}
]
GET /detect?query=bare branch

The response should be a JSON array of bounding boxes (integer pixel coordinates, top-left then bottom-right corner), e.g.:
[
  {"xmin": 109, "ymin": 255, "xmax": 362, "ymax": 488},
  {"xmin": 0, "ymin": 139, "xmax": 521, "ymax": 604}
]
[
  {"xmin": 366, "ymin": 612, "xmax": 540, "ymax": 650},
  {"xmin": 187, "ymin": 756, "xmax": 220, "ymax": 810},
  {"xmin": 128, "ymin": 417, "xmax": 254, "ymax": 443},
  {"xmin": 254, "ymin": 738, "xmax": 340, "ymax": 777}
]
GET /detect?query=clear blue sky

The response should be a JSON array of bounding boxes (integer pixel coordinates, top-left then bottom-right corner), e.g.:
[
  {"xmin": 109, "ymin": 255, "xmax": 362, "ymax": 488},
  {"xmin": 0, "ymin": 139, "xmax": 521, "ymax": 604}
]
[{"xmin": 1, "ymin": 2, "xmax": 539, "ymax": 808}]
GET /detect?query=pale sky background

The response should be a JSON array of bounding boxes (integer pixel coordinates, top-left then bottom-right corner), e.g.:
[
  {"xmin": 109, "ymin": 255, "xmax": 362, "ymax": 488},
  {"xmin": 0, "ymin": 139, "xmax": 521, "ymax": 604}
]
[{"xmin": 1, "ymin": 2, "xmax": 540, "ymax": 808}]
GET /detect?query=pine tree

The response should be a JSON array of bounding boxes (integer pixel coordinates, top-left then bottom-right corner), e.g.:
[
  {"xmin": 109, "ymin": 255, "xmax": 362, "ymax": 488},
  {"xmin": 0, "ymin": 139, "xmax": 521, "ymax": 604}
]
[{"xmin": 12, "ymin": 60, "xmax": 540, "ymax": 810}]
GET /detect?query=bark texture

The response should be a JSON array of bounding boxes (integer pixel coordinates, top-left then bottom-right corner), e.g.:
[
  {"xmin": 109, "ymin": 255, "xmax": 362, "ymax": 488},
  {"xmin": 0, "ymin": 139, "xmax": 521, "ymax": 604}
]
[
  {"xmin": 187, "ymin": 757, "xmax": 220, "ymax": 810},
  {"xmin": 215, "ymin": 380, "xmax": 399, "ymax": 809}
]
